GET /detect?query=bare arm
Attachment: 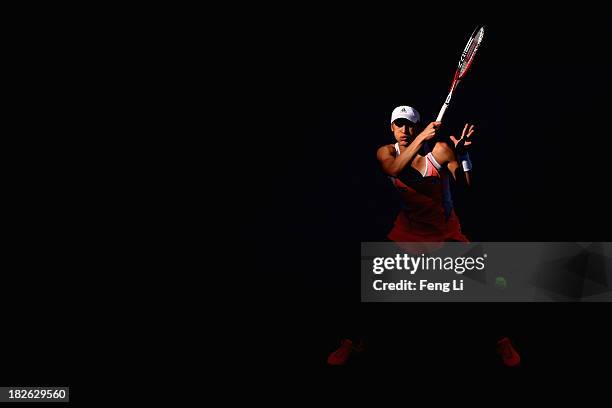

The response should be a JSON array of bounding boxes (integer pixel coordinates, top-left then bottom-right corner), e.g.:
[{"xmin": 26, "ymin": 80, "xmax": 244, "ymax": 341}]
[
  {"xmin": 432, "ymin": 142, "xmax": 471, "ymax": 187},
  {"xmin": 377, "ymin": 121, "xmax": 440, "ymax": 177},
  {"xmin": 446, "ymin": 147, "xmax": 472, "ymax": 187}
]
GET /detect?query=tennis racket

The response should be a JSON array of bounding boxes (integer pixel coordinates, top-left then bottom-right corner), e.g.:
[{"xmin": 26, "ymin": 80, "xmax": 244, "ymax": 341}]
[{"xmin": 436, "ymin": 25, "xmax": 485, "ymax": 122}]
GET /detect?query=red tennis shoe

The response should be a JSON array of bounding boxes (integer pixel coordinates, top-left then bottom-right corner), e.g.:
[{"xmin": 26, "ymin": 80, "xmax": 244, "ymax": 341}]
[
  {"xmin": 497, "ymin": 337, "xmax": 521, "ymax": 367},
  {"xmin": 327, "ymin": 339, "xmax": 365, "ymax": 366}
]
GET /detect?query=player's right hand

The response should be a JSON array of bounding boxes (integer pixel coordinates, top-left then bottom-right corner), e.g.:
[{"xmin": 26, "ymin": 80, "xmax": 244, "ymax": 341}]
[{"xmin": 418, "ymin": 121, "xmax": 441, "ymax": 141}]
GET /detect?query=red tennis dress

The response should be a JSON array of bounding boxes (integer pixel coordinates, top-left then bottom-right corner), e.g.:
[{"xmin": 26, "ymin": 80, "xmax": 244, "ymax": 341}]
[{"xmin": 387, "ymin": 143, "xmax": 469, "ymax": 242}]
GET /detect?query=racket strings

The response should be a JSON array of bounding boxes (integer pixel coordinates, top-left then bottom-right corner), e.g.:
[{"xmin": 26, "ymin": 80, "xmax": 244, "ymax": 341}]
[{"xmin": 458, "ymin": 28, "xmax": 484, "ymax": 78}]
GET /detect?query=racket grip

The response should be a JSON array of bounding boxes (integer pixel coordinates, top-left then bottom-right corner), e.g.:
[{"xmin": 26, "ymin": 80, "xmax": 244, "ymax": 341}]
[
  {"xmin": 436, "ymin": 86, "xmax": 456, "ymax": 122},
  {"xmin": 436, "ymin": 103, "xmax": 449, "ymax": 122}
]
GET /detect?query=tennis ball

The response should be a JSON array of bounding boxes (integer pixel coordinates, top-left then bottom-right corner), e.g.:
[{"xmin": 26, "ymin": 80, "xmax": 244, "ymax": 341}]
[{"xmin": 495, "ymin": 276, "xmax": 507, "ymax": 290}]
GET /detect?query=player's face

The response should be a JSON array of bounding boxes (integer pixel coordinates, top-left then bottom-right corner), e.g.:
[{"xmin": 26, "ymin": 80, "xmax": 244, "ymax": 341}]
[{"xmin": 391, "ymin": 118, "xmax": 417, "ymax": 146}]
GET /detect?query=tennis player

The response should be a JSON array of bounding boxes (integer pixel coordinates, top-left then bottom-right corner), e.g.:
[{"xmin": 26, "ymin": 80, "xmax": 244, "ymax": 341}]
[{"xmin": 327, "ymin": 105, "xmax": 521, "ymax": 367}]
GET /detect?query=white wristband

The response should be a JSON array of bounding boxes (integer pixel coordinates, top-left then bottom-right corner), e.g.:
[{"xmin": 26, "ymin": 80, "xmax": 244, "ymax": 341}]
[{"xmin": 459, "ymin": 153, "xmax": 472, "ymax": 172}]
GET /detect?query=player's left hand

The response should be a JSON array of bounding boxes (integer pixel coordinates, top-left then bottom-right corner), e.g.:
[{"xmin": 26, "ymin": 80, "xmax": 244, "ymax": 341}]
[{"xmin": 450, "ymin": 123, "xmax": 475, "ymax": 155}]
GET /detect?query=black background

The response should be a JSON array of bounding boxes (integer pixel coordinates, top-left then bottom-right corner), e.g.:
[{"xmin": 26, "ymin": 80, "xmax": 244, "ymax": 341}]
[
  {"xmin": 247, "ymin": 18, "xmax": 612, "ymax": 376},
  {"xmin": 3, "ymin": 12, "xmax": 611, "ymax": 396}
]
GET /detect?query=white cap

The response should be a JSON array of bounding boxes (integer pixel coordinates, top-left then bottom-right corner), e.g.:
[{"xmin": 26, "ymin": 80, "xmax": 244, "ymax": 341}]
[{"xmin": 391, "ymin": 105, "xmax": 420, "ymax": 124}]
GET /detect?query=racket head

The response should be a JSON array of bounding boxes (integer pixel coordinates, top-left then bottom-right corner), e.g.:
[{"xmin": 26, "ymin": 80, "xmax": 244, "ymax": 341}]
[{"xmin": 457, "ymin": 25, "xmax": 485, "ymax": 79}]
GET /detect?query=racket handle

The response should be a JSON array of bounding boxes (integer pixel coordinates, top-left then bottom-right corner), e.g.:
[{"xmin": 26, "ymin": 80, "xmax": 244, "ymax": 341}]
[
  {"xmin": 437, "ymin": 81, "xmax": 459, "ymax": 122},
  {"xmin": 436, "ymin": 103, "xmax": 449, "ymax": 122}
]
